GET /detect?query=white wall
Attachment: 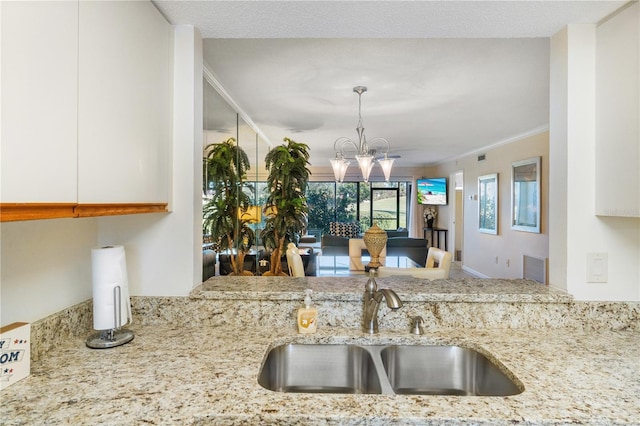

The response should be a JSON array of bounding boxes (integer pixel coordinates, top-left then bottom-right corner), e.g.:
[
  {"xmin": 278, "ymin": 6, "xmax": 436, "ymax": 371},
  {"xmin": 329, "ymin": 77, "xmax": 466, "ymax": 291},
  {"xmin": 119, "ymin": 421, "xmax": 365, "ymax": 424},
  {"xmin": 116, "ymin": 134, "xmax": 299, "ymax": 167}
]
[
  {"xmin": 549, "ymin": 19, "xmax": 640, "ymax": 301},
  {"xmin": 0, "ymin": 218, "xmax": 98, "ymax": 324}
]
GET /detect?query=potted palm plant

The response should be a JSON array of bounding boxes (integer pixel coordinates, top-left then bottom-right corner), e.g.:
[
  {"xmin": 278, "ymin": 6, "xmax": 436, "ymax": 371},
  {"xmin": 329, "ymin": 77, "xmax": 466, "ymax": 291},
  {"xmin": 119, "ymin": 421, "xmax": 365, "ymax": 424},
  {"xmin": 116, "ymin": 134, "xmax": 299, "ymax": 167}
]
[
  {"xmin": 203, "ymin": 138, "xmax": 255, "ymax": 276},
  {"xmin": 261, "ymin": 137, "xmax": 311, "ymax": 276}
]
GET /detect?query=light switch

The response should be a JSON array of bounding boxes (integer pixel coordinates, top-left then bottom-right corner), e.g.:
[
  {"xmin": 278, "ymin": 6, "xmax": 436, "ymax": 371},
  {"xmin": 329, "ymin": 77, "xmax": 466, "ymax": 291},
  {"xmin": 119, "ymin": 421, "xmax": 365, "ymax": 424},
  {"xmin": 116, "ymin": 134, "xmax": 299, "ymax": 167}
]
[{"xmin": 587, "ymin": 253, "xmax": 608, "ymax": 283}]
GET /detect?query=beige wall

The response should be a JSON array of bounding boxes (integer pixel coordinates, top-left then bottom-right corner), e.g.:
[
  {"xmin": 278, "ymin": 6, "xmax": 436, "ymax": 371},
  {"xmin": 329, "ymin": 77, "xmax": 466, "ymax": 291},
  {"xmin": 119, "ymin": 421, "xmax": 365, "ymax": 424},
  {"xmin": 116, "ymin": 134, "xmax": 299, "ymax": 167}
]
[
  {"xmin": 428, "ymin": 131, "xmax": 549, "ymax": 279},
  {"xmin": 309, "ymin": 133, "xmax": 550, "ymax": 280}
]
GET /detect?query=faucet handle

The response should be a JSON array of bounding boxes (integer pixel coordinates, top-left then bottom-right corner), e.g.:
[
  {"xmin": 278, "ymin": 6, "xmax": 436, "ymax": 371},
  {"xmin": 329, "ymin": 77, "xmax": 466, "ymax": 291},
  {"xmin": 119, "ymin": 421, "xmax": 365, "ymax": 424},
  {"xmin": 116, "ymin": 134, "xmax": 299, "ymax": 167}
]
[{"xmin": 411, "ymin": 316, "xmax": 425, "ymax": 335}]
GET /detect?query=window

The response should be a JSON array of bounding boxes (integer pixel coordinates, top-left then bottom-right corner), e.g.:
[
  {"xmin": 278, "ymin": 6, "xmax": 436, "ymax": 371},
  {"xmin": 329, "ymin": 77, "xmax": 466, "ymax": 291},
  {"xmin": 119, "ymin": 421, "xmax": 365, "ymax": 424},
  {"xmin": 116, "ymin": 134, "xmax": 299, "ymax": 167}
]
[
  {"xmin": 305, "ymin": 182, "xmax": 337, "ymax": 234},
  {"xmin": 371, "ymin": 188, "xmax": 399, "ymax": 230},
  {"xmin": 511, "ymin": 157, "xmax": 540, "ymax": 233},
  {"xmin": 306, "ymin": 181, "xmax": 409, "ymax": 233},
  {"xmin": 478, "ymin": 173, "xmax": 498, "ymax": 234}
]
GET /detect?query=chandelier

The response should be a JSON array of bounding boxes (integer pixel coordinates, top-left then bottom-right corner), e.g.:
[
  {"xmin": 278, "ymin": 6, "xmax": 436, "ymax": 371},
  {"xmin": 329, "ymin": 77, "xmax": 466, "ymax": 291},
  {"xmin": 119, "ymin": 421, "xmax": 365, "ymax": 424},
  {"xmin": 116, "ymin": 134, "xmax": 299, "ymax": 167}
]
[{"xmin": 330, "ymin": 86, "xmax": 394, "ymax": 183}]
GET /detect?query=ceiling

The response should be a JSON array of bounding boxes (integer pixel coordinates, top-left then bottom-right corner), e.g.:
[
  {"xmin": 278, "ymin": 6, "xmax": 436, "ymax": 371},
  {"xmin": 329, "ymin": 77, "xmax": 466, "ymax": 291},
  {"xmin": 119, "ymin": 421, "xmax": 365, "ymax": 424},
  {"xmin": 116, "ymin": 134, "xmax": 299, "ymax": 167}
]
[{"xmin": 154, "ymin": 0, "xmax": 625, "ymax": 168}]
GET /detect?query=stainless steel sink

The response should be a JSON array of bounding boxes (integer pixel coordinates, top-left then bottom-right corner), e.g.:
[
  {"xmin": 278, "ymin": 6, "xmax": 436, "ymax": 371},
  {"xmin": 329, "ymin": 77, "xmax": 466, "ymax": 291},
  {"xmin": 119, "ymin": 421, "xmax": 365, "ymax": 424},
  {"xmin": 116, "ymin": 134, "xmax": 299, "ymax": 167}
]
[
  {"xmin": 258, "ymin": 343, "xmax": 522, "ymax": 396},
  {"xmin": 380, "ymin": 345, "xmax": 522, "ymax": 396},
  {"xmin": 258, "ymin": 344, "xmax": 382, "ymax": 394}
]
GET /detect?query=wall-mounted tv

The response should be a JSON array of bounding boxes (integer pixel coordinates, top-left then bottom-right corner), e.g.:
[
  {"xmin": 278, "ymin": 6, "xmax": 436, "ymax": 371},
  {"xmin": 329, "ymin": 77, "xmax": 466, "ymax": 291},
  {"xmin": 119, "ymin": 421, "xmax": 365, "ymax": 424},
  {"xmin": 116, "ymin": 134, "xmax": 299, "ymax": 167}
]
[{"xmin": 417, "ymin": 177, "xmax": 448, "ymax": 205}]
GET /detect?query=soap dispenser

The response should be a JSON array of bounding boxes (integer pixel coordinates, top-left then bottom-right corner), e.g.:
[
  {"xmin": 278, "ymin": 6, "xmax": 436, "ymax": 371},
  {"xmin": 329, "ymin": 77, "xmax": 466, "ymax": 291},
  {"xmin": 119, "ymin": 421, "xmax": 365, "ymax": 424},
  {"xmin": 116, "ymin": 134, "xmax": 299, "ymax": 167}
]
[{"xmin": 297, "ymin": 289, "xmax": 318, "ymax": 334}]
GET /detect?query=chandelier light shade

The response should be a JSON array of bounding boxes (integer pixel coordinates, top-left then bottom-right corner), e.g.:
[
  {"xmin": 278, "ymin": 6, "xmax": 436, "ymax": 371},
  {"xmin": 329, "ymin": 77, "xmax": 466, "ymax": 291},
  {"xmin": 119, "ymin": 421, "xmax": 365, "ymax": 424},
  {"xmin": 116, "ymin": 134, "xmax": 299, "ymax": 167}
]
[
  {"xmin": 330, "ymin": 157, "xmax": 350, "ymax": 182},
  {"xmin": 330, "ymin": 86, "xmax": 394, "ymax": 183},
  {"xmin": 378, "ymin": 156, "xmax": 394, "ymax": 182},
  {"xmin": 355, "ymin": 154, "xmax": 375, "ymax": 181}
]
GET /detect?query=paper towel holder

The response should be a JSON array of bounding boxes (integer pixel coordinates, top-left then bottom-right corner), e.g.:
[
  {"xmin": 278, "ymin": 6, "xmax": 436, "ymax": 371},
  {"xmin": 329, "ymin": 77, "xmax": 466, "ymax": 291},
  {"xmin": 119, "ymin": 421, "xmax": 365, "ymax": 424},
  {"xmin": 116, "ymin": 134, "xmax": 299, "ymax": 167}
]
[{"xmin": 86, "ymin": 286, "xmax": 134, "ymax": 349}]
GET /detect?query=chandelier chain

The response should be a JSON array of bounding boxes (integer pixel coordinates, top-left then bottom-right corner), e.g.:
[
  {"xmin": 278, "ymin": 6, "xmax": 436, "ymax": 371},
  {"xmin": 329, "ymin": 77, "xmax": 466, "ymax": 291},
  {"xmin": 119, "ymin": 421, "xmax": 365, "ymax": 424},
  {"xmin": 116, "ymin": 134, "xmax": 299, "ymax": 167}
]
[{"xmin": 330, "ymin": 86, "xmax": 395, "ymax": 183}]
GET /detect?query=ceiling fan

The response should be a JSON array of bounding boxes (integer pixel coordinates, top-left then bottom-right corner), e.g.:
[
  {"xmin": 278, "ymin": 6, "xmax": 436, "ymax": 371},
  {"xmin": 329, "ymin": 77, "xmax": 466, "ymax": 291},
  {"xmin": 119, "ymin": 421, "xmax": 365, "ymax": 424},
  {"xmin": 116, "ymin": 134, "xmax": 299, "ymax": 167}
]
[
  {"xmin": 374, "ymin": 152, "xmax": 402, "ymax": 160},
  {"xmin": 369, "ymin": 147, "xmax": 402, "ymax": 160}
]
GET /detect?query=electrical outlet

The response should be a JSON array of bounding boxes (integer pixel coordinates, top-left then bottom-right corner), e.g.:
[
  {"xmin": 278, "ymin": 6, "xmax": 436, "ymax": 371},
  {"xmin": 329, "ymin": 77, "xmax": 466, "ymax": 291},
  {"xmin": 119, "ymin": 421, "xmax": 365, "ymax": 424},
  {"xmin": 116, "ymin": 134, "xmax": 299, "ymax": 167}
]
[
  {"xmin": 506, "ymin": 259, "xmax": 510, "ymax": 267},
  {"xmin": 495, "ymin": 256, "xmax": 498, "ymax": 264},
  {"xmin": 587, "ymin": 253, "xmax": 608, "ymax": 283}
]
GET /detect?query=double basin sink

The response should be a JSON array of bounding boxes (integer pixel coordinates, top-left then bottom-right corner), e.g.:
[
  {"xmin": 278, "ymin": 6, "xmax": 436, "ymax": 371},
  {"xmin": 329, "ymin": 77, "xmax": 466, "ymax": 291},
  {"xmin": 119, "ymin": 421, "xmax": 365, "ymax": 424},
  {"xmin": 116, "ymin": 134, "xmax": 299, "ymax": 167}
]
[{"xmin": 258, "ymin": 343, "xmax": 523, "ymax": 396}]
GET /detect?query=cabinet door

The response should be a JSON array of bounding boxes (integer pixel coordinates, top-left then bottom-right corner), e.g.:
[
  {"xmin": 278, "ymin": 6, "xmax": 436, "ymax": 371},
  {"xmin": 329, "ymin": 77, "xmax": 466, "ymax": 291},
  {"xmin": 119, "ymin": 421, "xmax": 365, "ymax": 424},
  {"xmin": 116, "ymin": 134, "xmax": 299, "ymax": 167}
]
[
  {"xmin": 1, "ymin": 1, "xmax": 78, "ymax": 203},
  {"xmin": 78, "ymin": 1, "xmax": 171, "ymax": 204},
  {"xmin": 595, "ymin": 2, "xmax": 640, "ymax": 217}
]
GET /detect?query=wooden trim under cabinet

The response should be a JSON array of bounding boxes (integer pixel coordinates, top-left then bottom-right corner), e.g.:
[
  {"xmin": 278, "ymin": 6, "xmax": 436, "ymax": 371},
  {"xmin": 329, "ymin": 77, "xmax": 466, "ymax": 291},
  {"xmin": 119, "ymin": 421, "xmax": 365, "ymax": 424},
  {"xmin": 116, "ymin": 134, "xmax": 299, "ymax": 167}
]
[
  {"xmin": 74, "ymin": 203, "xmax": 168, "ymax": 218},
  {"xmin": 0, "ymin": 203, "xmax": 168, "ymax": 222},
  {"xmin": 0, "ymin": 203, "xmax": 77, "ymax": 222}
]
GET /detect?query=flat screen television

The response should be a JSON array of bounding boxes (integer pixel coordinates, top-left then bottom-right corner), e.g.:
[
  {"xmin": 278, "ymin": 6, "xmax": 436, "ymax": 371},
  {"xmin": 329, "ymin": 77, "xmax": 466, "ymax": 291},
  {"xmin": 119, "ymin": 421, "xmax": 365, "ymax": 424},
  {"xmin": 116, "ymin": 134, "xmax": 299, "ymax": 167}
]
[{"xmin": 417, "ymin": 177, "xmax": 447, "ymax": 205}]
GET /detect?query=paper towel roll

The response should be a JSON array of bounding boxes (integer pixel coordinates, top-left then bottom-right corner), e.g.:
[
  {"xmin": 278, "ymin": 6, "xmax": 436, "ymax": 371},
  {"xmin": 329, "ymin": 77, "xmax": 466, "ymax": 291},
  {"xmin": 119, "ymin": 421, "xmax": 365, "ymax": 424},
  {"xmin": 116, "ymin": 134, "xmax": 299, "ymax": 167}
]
[{"xmin": 91, "ymin": 245, "xmax": 132, "ymax": 330}]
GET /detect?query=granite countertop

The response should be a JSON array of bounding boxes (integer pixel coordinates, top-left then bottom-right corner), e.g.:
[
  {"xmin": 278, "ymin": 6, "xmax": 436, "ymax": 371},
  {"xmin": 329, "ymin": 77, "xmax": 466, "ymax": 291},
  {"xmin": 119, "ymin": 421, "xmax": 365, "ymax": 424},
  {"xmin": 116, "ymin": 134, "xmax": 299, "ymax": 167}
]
[
  {"xmin": 192, "ymin": 276, "xmax": 574, "ymax": 303},
  {"xmin": 2, "ymin": 323, "xmax": 638, "ymax": 425}
]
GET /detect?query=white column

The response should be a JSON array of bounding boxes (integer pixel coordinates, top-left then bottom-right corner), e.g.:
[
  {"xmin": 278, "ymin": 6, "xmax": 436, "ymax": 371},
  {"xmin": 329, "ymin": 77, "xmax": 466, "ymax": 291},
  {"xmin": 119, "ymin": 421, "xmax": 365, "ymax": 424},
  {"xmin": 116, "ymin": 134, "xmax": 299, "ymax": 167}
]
[
  {"xmin": 550, "ymin": 22, "xmax": 640, "ymax": 301},
  {"xmin": 97, "ymin": 25, "xmax": 204, "ymax": 296}
]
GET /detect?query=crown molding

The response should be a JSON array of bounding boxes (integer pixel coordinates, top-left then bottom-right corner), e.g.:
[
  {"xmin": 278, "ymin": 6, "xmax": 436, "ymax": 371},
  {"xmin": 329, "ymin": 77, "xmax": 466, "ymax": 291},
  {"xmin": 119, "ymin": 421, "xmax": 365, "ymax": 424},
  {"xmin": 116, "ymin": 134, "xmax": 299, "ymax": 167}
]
[
  {"xmin": 430, "ymin": 124, "xmax": 550, "ymax": 167},
  {"xmin": 203, "ymin": 62, "xmax": 273, "ymax": 148}
]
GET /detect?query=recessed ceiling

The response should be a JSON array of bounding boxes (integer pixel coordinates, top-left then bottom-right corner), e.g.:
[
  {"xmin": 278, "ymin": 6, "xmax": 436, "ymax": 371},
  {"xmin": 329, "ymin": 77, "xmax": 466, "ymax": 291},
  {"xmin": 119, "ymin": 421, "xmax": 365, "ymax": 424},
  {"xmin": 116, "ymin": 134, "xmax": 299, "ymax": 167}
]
[{"xmin": 154, "ymin": 1, "xmax": 625, "ymax": 168}]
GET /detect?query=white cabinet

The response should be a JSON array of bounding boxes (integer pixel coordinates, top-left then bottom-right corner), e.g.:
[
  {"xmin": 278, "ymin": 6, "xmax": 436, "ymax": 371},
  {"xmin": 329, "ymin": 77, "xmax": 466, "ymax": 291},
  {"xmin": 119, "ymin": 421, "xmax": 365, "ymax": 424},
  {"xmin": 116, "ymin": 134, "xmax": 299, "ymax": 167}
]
[
  {"xmin": 595, "ymin": 2, "xmax": 640, "ymax": 217},
  {"xmin": 1, "ymin": 1, "xmax": 78, "ymax": 203},
  {"xmin": 1, "ymin": 1, "xmax": 171, "ymax": 219},
  {"xmin": 78, "ymin": 1, "xmax": 171, "ymax": 204}
]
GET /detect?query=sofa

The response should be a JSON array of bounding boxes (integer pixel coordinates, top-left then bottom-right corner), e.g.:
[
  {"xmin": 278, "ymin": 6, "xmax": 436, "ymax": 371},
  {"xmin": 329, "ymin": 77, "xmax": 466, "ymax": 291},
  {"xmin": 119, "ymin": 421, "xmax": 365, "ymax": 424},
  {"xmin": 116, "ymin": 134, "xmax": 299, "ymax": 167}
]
[
  {"xmin": 386, "ymin": 228, "xmax": 409, "ymax": 238},
  {"xmin": 321, "ymin": 222, "xmax": 386, "ymax": 256},
  {"xmin": 386, "ymin": 237, "xmax": 429, "ymax": 267},
  {"xmin": 203, "ymin": 236, "xmax": 217, "ymax": 280},
  {"xmin": 320, "ymin": 221, "xmax": 362, "ymax": 256},
  {"xmin": 203, "ymin": 249, "xmax": 217, "ymax": 280},
  {"xmin": 321, "ymin": 233, "xmax": 428, "ymax": 267},
  {"xmin": 321, "ymin": 234, "xmax": 350, "ymax": 256}
]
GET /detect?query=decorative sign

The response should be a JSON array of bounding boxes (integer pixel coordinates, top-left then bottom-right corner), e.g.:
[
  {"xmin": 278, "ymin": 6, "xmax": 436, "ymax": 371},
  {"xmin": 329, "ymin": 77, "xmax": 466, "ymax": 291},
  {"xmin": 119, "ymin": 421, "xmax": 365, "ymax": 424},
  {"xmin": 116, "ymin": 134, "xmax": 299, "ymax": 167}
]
[{"xmin": 0, "ymin": 322, "xmax": 30, "ymax": 390}]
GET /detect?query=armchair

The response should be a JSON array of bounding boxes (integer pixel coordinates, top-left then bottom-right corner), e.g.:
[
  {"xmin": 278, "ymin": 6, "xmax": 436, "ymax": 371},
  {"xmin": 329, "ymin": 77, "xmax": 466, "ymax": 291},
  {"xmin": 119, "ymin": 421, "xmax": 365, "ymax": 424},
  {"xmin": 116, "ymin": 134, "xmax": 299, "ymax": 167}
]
[
  {"xmin": 425, "ymin": 247, "xmax": 452, "ymax": 276},
  {"xmin": 286, "ymin": 243, "xmax": 306, "ymax": 277},
  {"xmin": 348, "ymin": 238, "xmax": 387, "ymax": 271}
]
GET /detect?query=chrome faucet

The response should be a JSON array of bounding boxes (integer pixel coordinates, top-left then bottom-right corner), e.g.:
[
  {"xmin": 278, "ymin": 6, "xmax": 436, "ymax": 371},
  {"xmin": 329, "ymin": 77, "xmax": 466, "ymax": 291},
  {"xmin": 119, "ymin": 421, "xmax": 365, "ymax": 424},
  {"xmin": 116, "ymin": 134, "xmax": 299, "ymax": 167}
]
[
  {"xmin": 363, "ymin": 270, "xmax": 403, "ymax": 334},
  {"xmin": 411, "ymin": 316, "xmax": 425, "ymax": 335}
]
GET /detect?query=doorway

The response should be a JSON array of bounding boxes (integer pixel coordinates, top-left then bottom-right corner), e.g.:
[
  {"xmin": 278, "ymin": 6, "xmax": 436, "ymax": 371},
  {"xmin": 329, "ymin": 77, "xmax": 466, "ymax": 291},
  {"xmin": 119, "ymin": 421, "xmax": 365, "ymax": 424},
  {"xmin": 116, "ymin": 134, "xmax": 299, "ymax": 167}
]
[
  {"xmin": 370, "ymin": 187, "xmax": 401, "ymax": 230},
  {"xmin": 449, "ymin": 171, "xmax": 464, "ymax": 262}
]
